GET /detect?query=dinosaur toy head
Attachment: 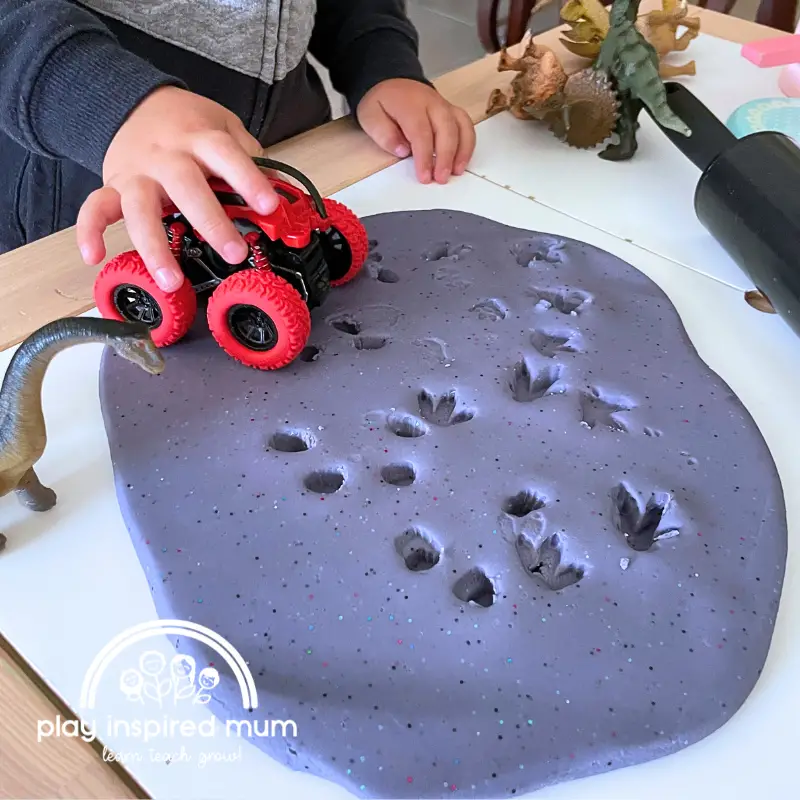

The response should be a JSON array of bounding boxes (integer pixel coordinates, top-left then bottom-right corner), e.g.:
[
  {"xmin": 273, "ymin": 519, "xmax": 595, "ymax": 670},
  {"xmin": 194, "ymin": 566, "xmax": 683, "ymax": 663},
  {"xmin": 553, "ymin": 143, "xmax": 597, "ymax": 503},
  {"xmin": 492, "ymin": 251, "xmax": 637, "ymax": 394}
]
[{"xmin": 107, "ymin": 322, "xmax": 165, "ymax": 375}]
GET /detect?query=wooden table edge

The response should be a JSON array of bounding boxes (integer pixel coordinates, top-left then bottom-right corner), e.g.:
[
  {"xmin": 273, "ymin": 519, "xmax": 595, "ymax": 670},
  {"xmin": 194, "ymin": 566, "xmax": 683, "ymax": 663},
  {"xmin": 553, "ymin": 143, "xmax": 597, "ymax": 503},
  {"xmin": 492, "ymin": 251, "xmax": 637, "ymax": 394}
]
[{"xmin": 0, "ymin": 8, "xmax": 782, "ymax": 799}]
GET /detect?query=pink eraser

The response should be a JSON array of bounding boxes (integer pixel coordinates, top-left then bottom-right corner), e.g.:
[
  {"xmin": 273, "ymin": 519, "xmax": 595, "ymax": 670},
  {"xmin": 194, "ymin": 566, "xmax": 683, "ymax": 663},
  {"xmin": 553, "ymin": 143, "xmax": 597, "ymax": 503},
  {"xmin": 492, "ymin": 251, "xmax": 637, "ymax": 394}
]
[{"xmin": 741, "ymin": 35, "xmax": 800, "ymax": 68}]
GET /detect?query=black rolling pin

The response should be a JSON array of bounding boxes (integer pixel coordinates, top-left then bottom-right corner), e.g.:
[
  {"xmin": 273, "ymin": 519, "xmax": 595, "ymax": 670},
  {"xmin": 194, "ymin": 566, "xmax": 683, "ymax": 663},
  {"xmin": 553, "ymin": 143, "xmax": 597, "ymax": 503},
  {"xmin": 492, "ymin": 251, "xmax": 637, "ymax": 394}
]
[{"xmin": 644, "ymin": 83, "xmax": 800, "ymax": 338}]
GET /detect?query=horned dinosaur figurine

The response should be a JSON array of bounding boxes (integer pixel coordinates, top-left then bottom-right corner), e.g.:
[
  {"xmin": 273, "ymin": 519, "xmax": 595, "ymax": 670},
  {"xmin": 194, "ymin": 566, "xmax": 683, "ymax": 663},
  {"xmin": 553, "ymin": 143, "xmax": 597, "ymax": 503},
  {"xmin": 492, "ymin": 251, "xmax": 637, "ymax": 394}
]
[
  {"xmin": 594, "ymin": 0, "xmax": 692, "ymax": 160},
  {"xmin": 0, "ymin": 317, "xmax": 164, "ymax": 551},
  {"xmin": 487, "ymin": 42, "xmax": 568, "ymax": 121},
  {"xmin": 487, "ymin": 39, "xmax": 620, "ymax": 149}
]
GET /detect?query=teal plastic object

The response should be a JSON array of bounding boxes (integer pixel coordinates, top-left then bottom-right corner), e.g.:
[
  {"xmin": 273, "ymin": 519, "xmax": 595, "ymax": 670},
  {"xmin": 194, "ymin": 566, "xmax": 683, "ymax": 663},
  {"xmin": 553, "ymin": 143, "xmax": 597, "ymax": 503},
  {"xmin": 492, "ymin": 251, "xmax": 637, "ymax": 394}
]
[{"xmin": 726, "ymin": 97, "xmax": 800, "ymax": 142}]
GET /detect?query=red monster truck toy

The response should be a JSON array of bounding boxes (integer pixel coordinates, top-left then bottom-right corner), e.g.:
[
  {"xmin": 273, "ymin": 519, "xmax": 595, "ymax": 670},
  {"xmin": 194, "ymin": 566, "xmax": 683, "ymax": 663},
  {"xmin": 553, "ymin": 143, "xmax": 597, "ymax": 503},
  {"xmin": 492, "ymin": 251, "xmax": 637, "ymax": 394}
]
[{"xmin": 93, "ymin": 157, "xmax": 368, "ymax": 369}]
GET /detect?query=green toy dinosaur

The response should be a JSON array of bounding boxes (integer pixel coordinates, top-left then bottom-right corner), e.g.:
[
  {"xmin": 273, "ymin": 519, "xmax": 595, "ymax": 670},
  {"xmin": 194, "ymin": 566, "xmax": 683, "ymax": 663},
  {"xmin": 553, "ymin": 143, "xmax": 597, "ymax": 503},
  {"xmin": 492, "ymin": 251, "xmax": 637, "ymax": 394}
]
[{"xmin": 595, "ymin": 0, "xmax": 691, "ymax": 160}]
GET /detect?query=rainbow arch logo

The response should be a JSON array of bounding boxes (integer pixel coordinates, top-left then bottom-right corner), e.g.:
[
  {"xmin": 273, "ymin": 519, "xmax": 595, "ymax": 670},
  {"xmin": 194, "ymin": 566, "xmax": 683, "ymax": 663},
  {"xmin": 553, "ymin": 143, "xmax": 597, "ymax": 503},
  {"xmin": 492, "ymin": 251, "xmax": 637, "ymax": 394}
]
[{"xmin": 79, "ymin": 619, "xmax": 258, "ymax": 711}]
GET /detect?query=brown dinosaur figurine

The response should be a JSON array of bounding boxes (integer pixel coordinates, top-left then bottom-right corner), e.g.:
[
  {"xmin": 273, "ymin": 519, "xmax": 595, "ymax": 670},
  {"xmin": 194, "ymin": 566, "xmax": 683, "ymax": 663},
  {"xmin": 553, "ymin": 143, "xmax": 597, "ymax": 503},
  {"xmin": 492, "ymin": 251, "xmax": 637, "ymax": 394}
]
[
  {"xmin": 638, "ymin": 0, "xmax": 700, "ymax": 78},
  {"xmin": 0, "ymin": 317, "xmax": 164, "ymax": 551},
  {"xmin": 487, "ymin": 39, "xmax": 620, "ymax": 149}
]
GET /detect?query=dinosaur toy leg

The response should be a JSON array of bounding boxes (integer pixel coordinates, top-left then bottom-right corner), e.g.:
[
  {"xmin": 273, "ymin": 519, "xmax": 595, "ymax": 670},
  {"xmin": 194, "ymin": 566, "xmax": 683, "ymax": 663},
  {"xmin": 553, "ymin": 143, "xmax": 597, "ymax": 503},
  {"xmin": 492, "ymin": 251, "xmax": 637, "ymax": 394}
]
[
  {"xmin": 599, "ymin": 95, "xmax": 642, "ymax": 161},
  {"xmin": 675, "ymin": 21, "xmax": 700, "ymax": 51},
  {"xmin": 15, "ymin": 467, "xmax": 56, "ymax": 512},
  {"xmin": 487, "ymin": 88, "xmax": 512, "ymax": 116}
]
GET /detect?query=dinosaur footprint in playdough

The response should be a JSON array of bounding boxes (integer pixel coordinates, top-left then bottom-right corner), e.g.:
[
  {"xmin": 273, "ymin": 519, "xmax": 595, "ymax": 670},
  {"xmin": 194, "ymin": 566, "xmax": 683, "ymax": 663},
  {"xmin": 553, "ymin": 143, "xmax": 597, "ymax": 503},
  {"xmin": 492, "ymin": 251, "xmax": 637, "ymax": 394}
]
[
  {"xmin": 329, "ymin": 314, "xmax": 361, "ymax": 335},
  {"xmin": 508, "ymin": 360, "xmax": 565, "ymax": 403},
  {"xmin": 500, "ymin": 490, "xmax": 547, "ymax": 542},
  {"xmin": 611, "ymin": 483, "xmax": 679, "ymax": 552},
  {"xmin": 385, "ymin": 412, "xmax": 429, "ymax": 438},
  {"xmin": 530, "ymin": 328, "xmax": 582, "ymax": 358},
  {"xmin": 452, "ymin": 568, "xmax": 496, "ymax": 607},
  {"xmin": 327, "ymin": 305, "xmax": 401, "ymax": 350},
  {"xmin": 515, "ymin": 532, "xmax": 584, "ymax": 591},
  {"xmin": 579, "ymin": 387, "xmax": 634, "ymax": 431},
  {"xmin": 381, "ymin": 462, "xmax": 417, "ymax": 487},
  {"xmin": 395, "ymin": 528, "xmax": 441, "ymax": 571},
  {"xmin": 470, "ymin": 298, "xmax": 508, "ymax": 321},
  {"xmin": 423, "ymin": 241, "xmax": 474, "ymax": 262},
  {"xmin": 365, "ymin": 241, "xmax": 401, "ymax": 283},
  {"xmin": 352, "ymin": 334, "xmax": 390, "ymax": 351},
  {"xmin": 417, "ymin": 389, "xmax": 475, "ymax": 426},
  {"xmin": 511, "ymin": 237, "xmax": 566, "ymax": 266},
  {"xmin": 529, "ymin": 287, "xmax": 591, "ymax": 315},
  {"xmin": 367, "ymin": 263, "xmax": 400, "ymax": 283},
  {"xmin": 503, "ymin": 489, "xmax": 546, "ymax": 518},
  {"xmin": 425, "ymin": 242, "xmax": 475, "ymax": 290},
  {"xmin": 413, "ymin": 337, "xmax": 452, "ymax": 364}
]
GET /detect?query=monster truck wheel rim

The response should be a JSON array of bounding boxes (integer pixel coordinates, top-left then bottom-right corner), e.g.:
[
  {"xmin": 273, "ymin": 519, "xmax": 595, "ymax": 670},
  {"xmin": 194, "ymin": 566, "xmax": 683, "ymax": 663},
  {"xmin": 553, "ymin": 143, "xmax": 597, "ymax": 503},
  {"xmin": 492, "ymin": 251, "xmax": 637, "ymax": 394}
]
[
  {"xmin": 227, "ymin": 304, "xmax": 279, "ymax": 351},
  {"xmin": 112, "ymin": 284, "xmax": 164, "ymax": 328}
]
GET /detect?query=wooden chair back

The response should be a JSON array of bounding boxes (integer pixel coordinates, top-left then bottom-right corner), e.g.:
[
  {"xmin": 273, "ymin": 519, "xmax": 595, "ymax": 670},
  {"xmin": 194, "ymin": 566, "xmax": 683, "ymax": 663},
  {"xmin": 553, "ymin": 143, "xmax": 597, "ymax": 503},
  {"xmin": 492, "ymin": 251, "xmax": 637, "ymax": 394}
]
[
  {"xmin": 478, "ymin": 0, "xmax": 539, "ymax": 52},
  {"xmin": 695, "ymin": 0, "xmax": 797, "ymax": 33}
]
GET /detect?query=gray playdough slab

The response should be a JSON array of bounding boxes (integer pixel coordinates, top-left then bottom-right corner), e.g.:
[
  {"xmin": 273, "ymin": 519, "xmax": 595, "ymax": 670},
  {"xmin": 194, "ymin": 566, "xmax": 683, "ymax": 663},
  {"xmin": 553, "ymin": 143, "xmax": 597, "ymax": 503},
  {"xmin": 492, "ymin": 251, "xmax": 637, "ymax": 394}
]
[{"xmin": 100, "ymin": 210, "xmax": 787, "ymax": 799}]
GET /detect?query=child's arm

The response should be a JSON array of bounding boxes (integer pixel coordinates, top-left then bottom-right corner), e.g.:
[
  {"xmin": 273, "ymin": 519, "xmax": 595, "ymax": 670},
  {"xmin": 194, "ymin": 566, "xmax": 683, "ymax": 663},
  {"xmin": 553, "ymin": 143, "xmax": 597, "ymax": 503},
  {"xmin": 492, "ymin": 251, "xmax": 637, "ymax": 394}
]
[
  {"xmin": 0, "ymin": 0, "xmax": 180, "ymax": 173},
  {"xmin": 1, "ymin": 0, "xmax": 279, "ymax": 291},
  {"xmin": 310, "ymin": 0, "xmax": 429, "ymax": 114},
  {"xmin": 310, "ymin": 0, "xmax": 476, "ymax": 184}
]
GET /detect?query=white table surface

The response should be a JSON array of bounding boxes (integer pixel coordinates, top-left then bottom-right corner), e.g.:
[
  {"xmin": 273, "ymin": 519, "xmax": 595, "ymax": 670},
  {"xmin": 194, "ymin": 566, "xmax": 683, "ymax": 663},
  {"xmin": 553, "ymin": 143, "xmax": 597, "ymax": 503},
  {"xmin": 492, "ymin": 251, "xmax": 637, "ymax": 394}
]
[{"xmin": 469, "ymin": 34, "xmax": 784, "ymax": 291}]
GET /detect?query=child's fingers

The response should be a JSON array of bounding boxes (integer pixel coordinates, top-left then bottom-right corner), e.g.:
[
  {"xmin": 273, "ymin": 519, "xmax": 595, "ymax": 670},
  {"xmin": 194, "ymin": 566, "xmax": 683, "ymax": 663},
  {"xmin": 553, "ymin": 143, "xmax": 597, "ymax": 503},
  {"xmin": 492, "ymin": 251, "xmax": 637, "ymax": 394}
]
[
  {"xmin": 225, "ymin": 115, "xmax": 264, "ymax": 157},
  {"xmin": 357, "ymin": 102, "xmax": 411, "ymax": 159},
  {"xmin": 429, "ymin": 104, "xmax": 460, "ymax": 184},
  {"xmin": 453, "ymin": 108, "xmax": 476, "ymax": 175},
  {"xmin": 160, "ymin": 157, "xmax": 249, "ymax": 266},
  {"xmin": 76, "ymin": 187, "xmax": 123, "ymax": 265},
  {"xmin": 394, "ymin": 109, "xmax": 435, "ymax": 184},
  {"xmin": 120, "ymin": 177, "xmax": 184, "ymax": 292},
  {"xmin": 192, "ymin": 131, "xmax": 279, "ymax": 215}
]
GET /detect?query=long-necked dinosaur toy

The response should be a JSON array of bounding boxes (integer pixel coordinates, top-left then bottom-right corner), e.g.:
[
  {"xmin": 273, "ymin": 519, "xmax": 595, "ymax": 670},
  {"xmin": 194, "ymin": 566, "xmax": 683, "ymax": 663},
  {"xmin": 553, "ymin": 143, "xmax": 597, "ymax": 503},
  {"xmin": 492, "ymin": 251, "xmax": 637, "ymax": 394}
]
[{"xmin": 0, "ymin": 317, "xmax": 164, "ymax": 551}]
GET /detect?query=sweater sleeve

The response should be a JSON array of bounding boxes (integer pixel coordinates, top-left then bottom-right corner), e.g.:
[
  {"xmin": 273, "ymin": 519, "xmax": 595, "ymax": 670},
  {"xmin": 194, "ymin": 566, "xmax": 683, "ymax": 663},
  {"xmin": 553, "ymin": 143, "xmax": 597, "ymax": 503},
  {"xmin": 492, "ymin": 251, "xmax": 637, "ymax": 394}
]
[
  {"xmin": 0, "ymin": 0, "xmax": 185, "ymax": 175},
  {"xmin": 309, "ymin": 0, "xmax": 432, "ymax": 114}
]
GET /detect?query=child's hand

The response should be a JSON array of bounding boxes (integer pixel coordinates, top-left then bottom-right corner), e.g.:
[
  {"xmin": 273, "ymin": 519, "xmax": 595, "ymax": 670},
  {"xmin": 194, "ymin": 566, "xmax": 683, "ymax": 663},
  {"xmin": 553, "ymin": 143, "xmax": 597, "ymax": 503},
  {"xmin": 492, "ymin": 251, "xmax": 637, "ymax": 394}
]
[
  {"xmin": 77, "ymin": 86, "xmax": 280, "ymax": 292},
  {"xmin": 356, "ymin": 79, "xmax": 475, "ymax": 185}
]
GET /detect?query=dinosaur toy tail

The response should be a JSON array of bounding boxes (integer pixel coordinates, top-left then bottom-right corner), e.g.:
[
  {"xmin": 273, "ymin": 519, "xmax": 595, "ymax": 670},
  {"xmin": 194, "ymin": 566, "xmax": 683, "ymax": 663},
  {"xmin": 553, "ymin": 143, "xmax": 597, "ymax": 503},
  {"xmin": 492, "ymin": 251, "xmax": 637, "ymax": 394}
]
[
  {"xmin": 646, "ymin": 82, "xmax": 733, "ymax": 170},
  {"xmin": 643, "ymin": 78, "xmax": 692, "ymax": 137}
]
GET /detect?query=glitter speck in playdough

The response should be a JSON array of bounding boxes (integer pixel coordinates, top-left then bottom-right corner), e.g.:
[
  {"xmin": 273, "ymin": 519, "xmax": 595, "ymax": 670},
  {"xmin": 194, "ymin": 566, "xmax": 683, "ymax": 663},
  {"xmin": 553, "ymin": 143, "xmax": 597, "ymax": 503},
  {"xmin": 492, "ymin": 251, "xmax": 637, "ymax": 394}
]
[{"xmin": 100, "ymin": 210, "xmax": 786, "ymax": 799}]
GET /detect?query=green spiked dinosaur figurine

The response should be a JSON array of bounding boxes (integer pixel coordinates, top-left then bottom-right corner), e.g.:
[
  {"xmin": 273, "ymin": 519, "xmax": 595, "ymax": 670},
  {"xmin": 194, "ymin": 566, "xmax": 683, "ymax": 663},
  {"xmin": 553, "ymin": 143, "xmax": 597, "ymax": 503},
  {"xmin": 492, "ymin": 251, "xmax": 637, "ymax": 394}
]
[{"xmin": 595, "ymin": 0, "xmax": 691, "ymax": 160}]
